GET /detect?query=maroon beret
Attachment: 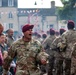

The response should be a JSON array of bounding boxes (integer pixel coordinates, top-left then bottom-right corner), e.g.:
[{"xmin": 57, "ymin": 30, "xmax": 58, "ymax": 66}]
[
  {"xmin": 67, "ymin": 20, "xmax": 75, "ymax": 29},
  {"xmin": 55, "ymin": 31, "xmax": 59, "ymax": 35},
  {"xmin": 42, "ymin": 33, "xmax": 47, "ymax": 38},
  {"xmin": 37, "ymin": 33, "xmax": 41, "ymax": 37},
  {"xmin": 22, "ymin": 24, "xmax": 34, "ymax": 32},
  {"xmin": 60, "ymin": 28, "xmax": 66, "ymax": 35},
  {"xmin": 60, "ymin": 28, "xmax": 66, "ymax": 31},
  {"xmin": 68, "ymin": 20, "xmax": 74, "ymax": 25},
  {"xmin": 50, "ymin": 28, "xmax": 55, "ymax": 35}
]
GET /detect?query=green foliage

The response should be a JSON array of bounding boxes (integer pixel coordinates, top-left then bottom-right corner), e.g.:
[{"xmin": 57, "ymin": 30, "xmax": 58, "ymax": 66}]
[{"xmin": 57, "ymin": 0, "xmax": 76, "ymax": 21}]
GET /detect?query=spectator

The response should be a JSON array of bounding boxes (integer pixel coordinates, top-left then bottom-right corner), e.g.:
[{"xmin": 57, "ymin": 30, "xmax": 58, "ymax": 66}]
[
  {"xmin": 5, "ymin": 29, "xmax": 16, "ymax": 75},
  {"xmin": 0, "ymin": 24, "xmax": 4, "ymax": 35},
  {"xmin": 6, "ymin": 28, "xmax": 14, "ymax": 48},
  {"xmin": 0, "ymin": 33, "xmax": 8, "ymax": 75}
]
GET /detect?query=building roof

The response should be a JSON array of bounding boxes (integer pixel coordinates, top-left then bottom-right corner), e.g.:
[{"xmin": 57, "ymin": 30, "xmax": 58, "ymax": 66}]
[{"xmin": 18, "ymin": 8, "xmax": 56, "ymax": 16}]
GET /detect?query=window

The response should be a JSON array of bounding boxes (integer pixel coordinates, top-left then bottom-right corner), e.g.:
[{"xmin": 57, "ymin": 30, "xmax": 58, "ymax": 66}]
[
  {"xmin": 8, "ymin": 12, "xmax": 13, "ymax": 18},
  {"xmin": 8, "ymin": 0, "xmax": 14, "ymax": 6},
  {"xmin": 0, "ymin": 0, "xmax": 2, "ymax": 6},
  {"xmin": 9, "ymin": 23, "xmax": 13, "ymax": 28},
  {"xmin": 50, "ymin": 24, "xmax": 53, "ymax": 28}
]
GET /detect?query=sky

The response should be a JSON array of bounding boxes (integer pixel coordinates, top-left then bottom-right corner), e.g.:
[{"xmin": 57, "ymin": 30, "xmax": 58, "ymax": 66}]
[{"xmin": 18, "ymin": 0, "xmax": 63, "ymax": 8}]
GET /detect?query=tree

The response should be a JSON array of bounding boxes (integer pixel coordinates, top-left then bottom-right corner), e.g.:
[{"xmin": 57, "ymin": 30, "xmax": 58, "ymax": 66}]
[{"xmin": 57, "ymin": 0, "xmax": 76, "ymax": 21}]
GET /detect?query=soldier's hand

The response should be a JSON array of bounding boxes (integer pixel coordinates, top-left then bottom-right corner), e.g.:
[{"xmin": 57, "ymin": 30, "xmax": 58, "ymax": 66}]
[
  {"xmin": 41, "ymin": 60, "xmax": 46, "ymax": 65},
  {"xmin": 57, "ymin": 42, "xmax": 66, "ymax": 49},
  {"xmin": 41, "ymin": 58, "xmax": 47, "ymax": 65}
]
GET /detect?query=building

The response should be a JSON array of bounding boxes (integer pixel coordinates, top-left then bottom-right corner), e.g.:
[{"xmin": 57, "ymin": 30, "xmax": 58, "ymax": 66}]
[
  {"xmin": 18, "ymin": 1, "xmax": 58, "ymax": 35},
  {"xmin": 0, "ymin": 0, "xmax": 58, "ymax": 36},
  {"xmin": 0, "ymin": 0, "xmax": 18, "ymax": 37}
]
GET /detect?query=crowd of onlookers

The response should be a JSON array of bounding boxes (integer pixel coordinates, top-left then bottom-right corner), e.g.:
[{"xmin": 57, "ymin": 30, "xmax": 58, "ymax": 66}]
[{"xmin": 0, "ymin": 24, "xmax": 16, "ymax": 75}]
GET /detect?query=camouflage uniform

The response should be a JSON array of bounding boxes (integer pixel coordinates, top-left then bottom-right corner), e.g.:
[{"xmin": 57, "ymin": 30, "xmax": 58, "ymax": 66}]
[
  {"xmin": 71, "ymin": 43, "xmax": 76, "ymax": 75},
  {"xmin": 51, "ymin": 36, "xmax": 64, "ymax": 75},
  {"xmin": 3, "ymin": 38, "xmax": 49, "ymax": 75},
  {"xmin": 60, "ymin": 30, "xmax": 76, "ymax": 75},
  {"xmin": 42, "ymin": 35, "xmax": 56, "ymax": 75},
  {"xmin": 42, "ymin": 35, "xmax": 56, "ymax": 55}
]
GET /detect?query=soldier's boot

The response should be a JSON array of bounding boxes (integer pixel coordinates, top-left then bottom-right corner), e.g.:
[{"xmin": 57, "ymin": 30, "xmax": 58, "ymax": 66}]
[
  {"xmin": 48, "ymin": 62, "xmax": 54, "ymax": 75},
  {"xmin": 40, "ymin": 65, "xmax": 46, "ymax": 75}
]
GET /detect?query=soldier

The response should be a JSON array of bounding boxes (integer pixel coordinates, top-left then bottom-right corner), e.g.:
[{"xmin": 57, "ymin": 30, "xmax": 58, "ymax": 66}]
[
  {"xmin": 46, "ymin": 30, "xmax": 50, "ymax": 35},
  {"xmin": 42, "ymin": 33, "xmax": 47, "ymax": 44},
  {"xmin": 32, "ymin": 32, "xmax": 38, "ymax": 39},
  {"xmin": 55, "ymin": 31, "xmax": 60, "ymax": 37},
  {"xmin": 51, "ymin": 28, "xmax": 66, "ymax": 75},
  {"xmin": 3, "ymin": 24, "xmax": 49, "ymax": 75},
  {"xmin": 59, "ymin": 20, "xmax": 76, "ymax": 75},
  {"xmin": 5, "ymin": 29, "xmax": 16, "ymax": 75},
  {"xmin": 34, "ymin": 33, "xmax": 42, "ymax": 43},
  {"xmin": 42, "ymin": 28, "xmax": 56, "ymax": 75}
]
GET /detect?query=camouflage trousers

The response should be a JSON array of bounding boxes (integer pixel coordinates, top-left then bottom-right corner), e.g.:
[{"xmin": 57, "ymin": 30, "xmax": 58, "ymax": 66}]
[
  {"xmin": 48, "ymin": 56, "xmax": 55, "ymax": 75},
  {"xmin": 53, "ymin": 57, "xmax": 71, "ymax": 75},
  {"xmin": 40, "ymin": 64, "xmax": 47, "ymax": 75},
  {"xmin": 71, "ymin": 57, "xmax": 76, "ymax": 75},
  {"xmin": 54, "ymin": 57, "xmax": 63, "ymax": 75},
  {"xmin": 64, "ymin": 58, "xmax": 71, "ymax": 75}
]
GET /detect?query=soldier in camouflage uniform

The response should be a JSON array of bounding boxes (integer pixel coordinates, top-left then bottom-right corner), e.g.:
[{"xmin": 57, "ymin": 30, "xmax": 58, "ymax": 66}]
[
  {"xmin": 3, "ymin": 24, "xmax": 49, "ymax": 75},
  {"xmin": 51, "ymin": 28, "xmax": 66, "ymax": 75},
  {"xmin": 71, "ymin": 43, "xmax": 76, "ymax": 75},
  {"xmin": 59, "ymin": 20, "xmax": 76, "ymax": 75},
  {"xmin": 42, "ymin": 28, "xmax": 56, "ymax": 75},
  {"xmin": 42, "ymin": 33, "xmax": 47, "ymax": 44}
]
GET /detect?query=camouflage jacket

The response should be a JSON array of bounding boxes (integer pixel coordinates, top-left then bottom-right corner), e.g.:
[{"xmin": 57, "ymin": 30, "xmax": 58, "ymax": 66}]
[
  {"xmin": 60, "ymin": 30, "xmax": 76, "ymax": 58},
  {"xmin": 51, "ymin": 36, "xmax": 64, "ymax": 58},
  {"xmin": 42, "ymin": 35, "xmax": 56, "ymax": 56},
  {"xmin": 3, "ymin": 38, "xmax": 49, "ymax": 75}
]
